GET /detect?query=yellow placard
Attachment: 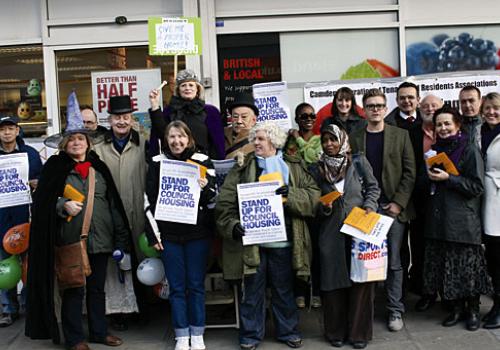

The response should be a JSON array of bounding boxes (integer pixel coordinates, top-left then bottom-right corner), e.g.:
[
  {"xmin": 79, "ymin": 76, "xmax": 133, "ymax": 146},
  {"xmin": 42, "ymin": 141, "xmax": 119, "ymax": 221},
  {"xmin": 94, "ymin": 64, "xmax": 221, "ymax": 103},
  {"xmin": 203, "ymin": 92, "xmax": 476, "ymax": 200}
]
[
  {"xmin": 344, "ymin": 207, "xmax": 381, "ymax": 234},
  {"xmin": 259, "ymin": 172, "xmax": 286, "ymax": 203},
  {"xmin": 186, "ymin": 159, "xmax": 207, "ymax": 179},
  {"xmin": 63, "ymin": 184, "xmax": 85, "ymax": 222},
  {"xmin": 319, "ymin": 191, "xmax": 342, "ymax": 205},
  {"xmin": 426, "ymin": 152, "xmax": 459, "ymax": 176}
]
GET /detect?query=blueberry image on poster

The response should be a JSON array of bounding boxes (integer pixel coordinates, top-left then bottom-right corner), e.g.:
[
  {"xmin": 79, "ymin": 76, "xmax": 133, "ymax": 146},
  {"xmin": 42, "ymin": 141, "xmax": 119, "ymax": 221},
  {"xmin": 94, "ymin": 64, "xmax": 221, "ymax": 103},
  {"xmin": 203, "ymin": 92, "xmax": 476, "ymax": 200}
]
[{"xmin": 406, "ymin": 32, "xmax": 499, "ymax": 75}]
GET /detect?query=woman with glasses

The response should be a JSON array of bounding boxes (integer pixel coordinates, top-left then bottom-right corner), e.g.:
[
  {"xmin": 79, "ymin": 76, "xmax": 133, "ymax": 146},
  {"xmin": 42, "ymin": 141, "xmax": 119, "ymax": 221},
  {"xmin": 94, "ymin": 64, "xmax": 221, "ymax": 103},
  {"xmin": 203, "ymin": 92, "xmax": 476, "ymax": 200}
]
[{"xmin": 315, "ymin": 87, "xmax": 366, "ymax": 135}]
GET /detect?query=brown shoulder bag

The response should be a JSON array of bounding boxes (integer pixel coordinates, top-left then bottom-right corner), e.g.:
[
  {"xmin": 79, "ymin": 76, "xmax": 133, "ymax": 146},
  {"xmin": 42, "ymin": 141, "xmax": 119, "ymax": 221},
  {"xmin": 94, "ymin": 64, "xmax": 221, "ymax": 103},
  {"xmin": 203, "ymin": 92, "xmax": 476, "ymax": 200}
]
[{"xmin": 54, "ymin": 167, "xmax": 95, "ymax": 290}]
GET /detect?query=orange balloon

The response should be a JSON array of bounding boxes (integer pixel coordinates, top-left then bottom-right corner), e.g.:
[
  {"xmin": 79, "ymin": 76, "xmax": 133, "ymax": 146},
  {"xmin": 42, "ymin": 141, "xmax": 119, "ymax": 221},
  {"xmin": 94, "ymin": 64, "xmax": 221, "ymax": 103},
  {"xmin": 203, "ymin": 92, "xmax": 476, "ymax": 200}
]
[{"xmin": 2, "ymin": 223, "xmax": 30, "ymax": 255}]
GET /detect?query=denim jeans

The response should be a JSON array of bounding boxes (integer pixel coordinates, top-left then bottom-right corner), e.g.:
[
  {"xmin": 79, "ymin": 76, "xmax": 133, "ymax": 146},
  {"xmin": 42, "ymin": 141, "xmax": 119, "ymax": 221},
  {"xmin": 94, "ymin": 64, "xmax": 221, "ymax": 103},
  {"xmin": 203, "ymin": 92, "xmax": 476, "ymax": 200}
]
[
  {"xmin": 239, "ymin": 247, "xmax": 301, "ymax": 346},
  {"xmin": 61, "ymin": 253, "xmax": 108, "ymax": 347},
  {"xmin": 384, "ymin": 216, "xmax": 406, "ymax": 315},
  {"xmin": 161, "ymin": 238, "xmax": 210, "ymax": 338}
]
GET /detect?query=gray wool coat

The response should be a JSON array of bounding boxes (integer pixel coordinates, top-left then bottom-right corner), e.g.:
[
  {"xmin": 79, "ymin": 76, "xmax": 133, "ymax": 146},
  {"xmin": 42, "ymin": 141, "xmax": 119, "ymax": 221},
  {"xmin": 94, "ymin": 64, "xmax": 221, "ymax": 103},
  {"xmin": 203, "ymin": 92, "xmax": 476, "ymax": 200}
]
[{"xmin": 309, "ymin": 154, "xmax": 380, "ymax": 291}]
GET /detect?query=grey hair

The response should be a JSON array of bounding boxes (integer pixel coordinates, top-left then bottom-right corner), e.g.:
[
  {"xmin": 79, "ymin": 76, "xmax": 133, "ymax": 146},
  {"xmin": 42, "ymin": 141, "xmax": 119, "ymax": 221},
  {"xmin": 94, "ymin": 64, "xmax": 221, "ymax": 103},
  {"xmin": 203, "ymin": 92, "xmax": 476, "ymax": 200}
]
[{"xmin": 248, "ymin": 121, "xmax": 288, "ymax": 150}]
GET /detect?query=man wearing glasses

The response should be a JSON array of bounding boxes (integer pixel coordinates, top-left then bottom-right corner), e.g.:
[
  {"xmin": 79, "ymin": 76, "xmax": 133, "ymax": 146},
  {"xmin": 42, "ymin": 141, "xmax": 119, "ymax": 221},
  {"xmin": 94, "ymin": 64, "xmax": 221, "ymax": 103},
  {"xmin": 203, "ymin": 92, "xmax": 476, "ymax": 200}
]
[
  {"xmin": 81, "ymin": 105, "xmax": 108, "ymax": 134},
  {"xmin": 224, "ymin": 93, "xmax": 258, "ymax": 160},
  {"xmin": 350, "ymin": 88, "xmax": 416, "ymax": 333}
]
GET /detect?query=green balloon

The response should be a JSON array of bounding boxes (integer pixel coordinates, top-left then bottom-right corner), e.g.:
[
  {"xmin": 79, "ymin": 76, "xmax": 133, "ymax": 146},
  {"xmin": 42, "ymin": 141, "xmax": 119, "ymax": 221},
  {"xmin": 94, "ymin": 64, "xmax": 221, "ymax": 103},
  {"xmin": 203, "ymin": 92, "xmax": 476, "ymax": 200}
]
[
  {"xmin": 0, "ymin": 255, "xmax": 22, "ymax": 290},
  {"xmin": 138, "ymin": 233, "xmax": 160, "ymax": 258}
]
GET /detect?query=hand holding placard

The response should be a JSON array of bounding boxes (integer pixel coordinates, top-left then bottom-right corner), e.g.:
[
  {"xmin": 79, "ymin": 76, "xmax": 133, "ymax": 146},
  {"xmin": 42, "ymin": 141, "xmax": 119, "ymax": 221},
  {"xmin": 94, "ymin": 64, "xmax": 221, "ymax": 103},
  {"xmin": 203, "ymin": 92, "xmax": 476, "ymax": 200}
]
[
  {"xmin": 63, "ymin": 184, "xmax": 85, "ymax": 222},
  {"xmin": 344, "ymin": 207, "xmax": 381, "ymax": 234}
]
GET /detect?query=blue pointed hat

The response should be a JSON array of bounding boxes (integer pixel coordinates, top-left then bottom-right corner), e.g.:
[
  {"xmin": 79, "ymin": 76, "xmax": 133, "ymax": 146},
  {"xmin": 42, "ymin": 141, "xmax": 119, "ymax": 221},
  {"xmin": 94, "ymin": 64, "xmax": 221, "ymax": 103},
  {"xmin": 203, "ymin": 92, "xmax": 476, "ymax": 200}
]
[{"xmin": 44, "ymin": 91, "xmax": 90, "ymax": 148}]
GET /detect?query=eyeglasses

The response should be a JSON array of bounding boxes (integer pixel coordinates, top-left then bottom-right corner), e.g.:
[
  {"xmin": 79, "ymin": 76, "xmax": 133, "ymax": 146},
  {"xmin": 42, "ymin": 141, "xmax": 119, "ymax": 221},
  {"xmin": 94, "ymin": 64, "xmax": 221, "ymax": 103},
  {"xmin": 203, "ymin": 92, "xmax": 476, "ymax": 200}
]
[
  {"xmin": 299, "ymin": 113, "xmax": 316, "ymax": 120},
  {"xmin": 365, "ymin": 104, "xmax": 386, "ymax": 111}
]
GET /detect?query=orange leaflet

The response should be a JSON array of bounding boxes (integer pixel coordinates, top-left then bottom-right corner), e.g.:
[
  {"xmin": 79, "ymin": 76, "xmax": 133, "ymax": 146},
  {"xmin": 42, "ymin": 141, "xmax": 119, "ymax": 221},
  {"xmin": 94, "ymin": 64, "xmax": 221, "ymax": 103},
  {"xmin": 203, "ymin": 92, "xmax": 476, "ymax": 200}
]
[
  {"xmin": 63, "ymin": 184, "xmax": 85, "ymax": 222},
  {"xmin": 344, "ymin": 207, "xmax": 381, "ymax": 234},
  {"xmin": 426, "ymin": 152, "xmax": 459, "ymax": 176},
  {"xmin": 319, "ymin": 191, "xmax": 342, "ymax": 205},
  {"xmin": 186, "ymin": 159, "xmax": 207, "ymax": 179}
]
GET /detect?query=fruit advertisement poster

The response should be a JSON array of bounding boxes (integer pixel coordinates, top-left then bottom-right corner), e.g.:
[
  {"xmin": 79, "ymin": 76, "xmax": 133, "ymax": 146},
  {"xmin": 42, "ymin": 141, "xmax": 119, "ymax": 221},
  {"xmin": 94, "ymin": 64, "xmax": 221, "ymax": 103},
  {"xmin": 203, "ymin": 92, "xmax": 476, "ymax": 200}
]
[
  {"xmin": 406, "ymin": 27, "xmax": 500, "ymax": 76},
  {"xmin": 304, "ymin": 73, "xmax": 500, "ymax": 119}
]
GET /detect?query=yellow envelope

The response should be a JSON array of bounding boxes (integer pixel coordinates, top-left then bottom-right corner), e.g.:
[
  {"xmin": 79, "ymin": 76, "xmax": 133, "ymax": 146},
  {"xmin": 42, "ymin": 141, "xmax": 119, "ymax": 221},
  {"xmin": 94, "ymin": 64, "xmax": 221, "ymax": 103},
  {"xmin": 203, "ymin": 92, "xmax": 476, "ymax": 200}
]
[
  {"xmin": 319, "ymin": 191, "xmax": 342, "ymax": 205},
  {"xmin": 186, "ymin": 159, "xmax": 207, "ymax": 179},
  {"xmin": 259, "ymin": 172, "xmax": 286, "ymax": 203},
  {"xmin": 426, "ymin": 152, "xmax": 459, "ymax": 176},
  {"xmin": 344, "ymin": 207, "xmax": 381, "ymax": 234},
  {"xmin": 63, "ymin": 184, "xmax": 85, "ymax": 222}
]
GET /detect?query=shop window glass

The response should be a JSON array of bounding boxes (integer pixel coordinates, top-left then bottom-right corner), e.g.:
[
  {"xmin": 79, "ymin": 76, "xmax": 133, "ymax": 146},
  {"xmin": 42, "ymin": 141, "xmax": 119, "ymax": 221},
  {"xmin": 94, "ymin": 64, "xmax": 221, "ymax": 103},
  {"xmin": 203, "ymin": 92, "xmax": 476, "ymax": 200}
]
[
  {"xmin": 56, "ymin": 46, "xmax": 184, "ymax": 132},
  {"xmin": 0, "ymin": 45, "xmax": 46, "ymax": 138},
  {"xmin": 406, "ymin": 25, "xmax": 500, "ymax": 76}
]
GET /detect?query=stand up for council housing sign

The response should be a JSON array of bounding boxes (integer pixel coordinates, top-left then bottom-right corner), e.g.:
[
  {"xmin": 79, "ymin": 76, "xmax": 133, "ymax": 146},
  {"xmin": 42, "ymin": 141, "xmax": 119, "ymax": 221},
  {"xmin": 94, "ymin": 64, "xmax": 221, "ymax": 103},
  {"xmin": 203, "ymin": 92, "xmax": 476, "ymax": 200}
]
[
  {"xmin": 237, "ymin": 180, "xmax": 287, "ymax": 246},
  {"xmin": 91, "ymin": 69, "xmax": 162, "ymax": 132},
  {"xmin": 0, "ymin": 153, "xmax": 31, "ymax": 208},
  {"xmin": 154, "ymin": 159, "xmax": 201, "ymax": 225},
  {"xmin": 304, "ymin": 72, "xmax": 500, "ymax": 117},
  {"xmin": 253, "ymin": 81, "xmax": 292, "ymax": 130}
]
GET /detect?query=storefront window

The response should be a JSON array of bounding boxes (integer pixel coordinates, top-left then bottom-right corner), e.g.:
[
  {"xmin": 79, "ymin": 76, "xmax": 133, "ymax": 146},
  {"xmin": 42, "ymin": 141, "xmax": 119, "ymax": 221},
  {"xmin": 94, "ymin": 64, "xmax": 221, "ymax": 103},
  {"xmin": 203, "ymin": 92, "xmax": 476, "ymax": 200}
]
[
  {"xmin": 56, "ymin": 46, "xmax": 185, "ymax": 131},
  {"xmin": 406, "ymin": 25, "xmax": 500, "ymax": 76},
  {"xmin": 0, "ymin": 45, "xmax": 46, "ymax": 138}
]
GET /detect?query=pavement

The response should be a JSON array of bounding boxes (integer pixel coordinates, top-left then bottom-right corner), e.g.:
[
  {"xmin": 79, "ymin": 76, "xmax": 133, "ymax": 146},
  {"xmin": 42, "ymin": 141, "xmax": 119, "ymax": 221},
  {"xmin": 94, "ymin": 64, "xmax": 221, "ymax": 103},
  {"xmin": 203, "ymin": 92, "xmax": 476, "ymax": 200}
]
[{"xmin": 1, "ymin": 289, "xmax": 500, "ymax": 350}]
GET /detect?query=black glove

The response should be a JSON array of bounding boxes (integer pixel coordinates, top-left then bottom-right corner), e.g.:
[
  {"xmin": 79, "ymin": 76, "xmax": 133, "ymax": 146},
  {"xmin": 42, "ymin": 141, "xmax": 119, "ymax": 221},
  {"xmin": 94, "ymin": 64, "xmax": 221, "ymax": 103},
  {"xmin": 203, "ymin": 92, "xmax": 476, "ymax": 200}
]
[
  {"xmin": 275, "ymin": 185, "xmax": 289, "ymax": 197},
  {"xmin": 232, "ymin": 223, "xmax": 246, "ymax": 241}
]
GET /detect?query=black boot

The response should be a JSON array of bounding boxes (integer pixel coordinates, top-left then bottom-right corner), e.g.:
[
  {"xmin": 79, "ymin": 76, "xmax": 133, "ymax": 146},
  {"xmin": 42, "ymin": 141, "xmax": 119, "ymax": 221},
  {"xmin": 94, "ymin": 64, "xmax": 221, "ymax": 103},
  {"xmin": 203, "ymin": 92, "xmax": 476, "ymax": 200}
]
[
  {"xmin": 442, "ymin": 299, "xmax": 464, "ymax": 327},
  {"xmin": 483, "ymin": 295, "xmax": 500, "ymax": 329},
  {"xmin": 465, "ymin": 296, "xmax": 481, "ymax": 331}
]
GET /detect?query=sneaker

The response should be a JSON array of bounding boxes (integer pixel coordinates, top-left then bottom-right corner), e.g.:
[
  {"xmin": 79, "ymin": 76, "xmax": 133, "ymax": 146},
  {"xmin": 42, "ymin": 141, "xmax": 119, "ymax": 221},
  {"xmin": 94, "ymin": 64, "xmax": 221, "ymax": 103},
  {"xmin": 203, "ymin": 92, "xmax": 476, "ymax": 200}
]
[
  {"xmin": 191, "ymin": 335, "xmax": 206, "ymax": 350},
  {"xmin": 240, "ymin": 343, "xmax": 257, "ymax": 350},
  {"xmin": 387, "ymin": 314, "xmax": 404, "ymax": 332},
  {"xmin": 174, "ymin": 336, "xmax": 190, "ymax": 350},
  {"xmin": 295, "ymin": 296, "xmax": 305, "ymax": 309},
  {"xmin": 311, "ymin": 296, "xmax": 322, "ymax": 308},
  {"xmin": 0, "ymin": 313, "xmax": 18, "ymax": 328}
]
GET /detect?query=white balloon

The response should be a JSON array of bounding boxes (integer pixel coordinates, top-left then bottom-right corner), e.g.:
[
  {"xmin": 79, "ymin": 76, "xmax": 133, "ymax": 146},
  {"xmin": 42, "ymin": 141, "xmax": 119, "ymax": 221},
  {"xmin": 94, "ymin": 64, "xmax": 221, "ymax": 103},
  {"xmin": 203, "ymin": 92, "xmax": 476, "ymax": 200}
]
[{"xmin": 137, "ymin": 258, "xmax": 165, "ymax": 286}]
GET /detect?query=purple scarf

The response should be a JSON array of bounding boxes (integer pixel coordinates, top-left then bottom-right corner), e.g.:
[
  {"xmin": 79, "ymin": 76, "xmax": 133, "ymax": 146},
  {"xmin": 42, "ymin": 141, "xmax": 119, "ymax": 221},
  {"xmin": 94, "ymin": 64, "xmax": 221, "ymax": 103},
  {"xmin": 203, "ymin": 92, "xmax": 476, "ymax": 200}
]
[{"xmin": 433, "ymin": 132, "xmax": 468, "ymax": 167}]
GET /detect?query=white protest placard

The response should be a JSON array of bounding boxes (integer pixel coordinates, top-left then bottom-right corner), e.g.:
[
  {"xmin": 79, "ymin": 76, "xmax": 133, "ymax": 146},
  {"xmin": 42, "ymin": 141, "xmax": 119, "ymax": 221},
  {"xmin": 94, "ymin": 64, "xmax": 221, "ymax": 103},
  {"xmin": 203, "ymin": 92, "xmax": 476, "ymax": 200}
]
[
  {"xmin": 237, "ymin": 180, "xmax": 287, "ymax": 246},
  {"xmin": 212, "ymin": 159, "xmax": 236, "ymax": 188},
  {"xmin": 154, "ymin": 159, "xmax": 200, "ymax": 224},
  {"xmin": 148, "ymin": 17, "xmax": 202, "ymax": 56},
  {"xmin": 253, "ymin": 81, "xmax": 293, "ymax": 131},
  {"xmin": 91, "ymin": 68, "xmax": 162, "ymax": 128},
  {"xmin": 0, "ymin": 153, "xmax": 31, "ymax": 208},
  {"xmin": 341, "ymin": 213, "xmax": 394, "ymax": 247}
]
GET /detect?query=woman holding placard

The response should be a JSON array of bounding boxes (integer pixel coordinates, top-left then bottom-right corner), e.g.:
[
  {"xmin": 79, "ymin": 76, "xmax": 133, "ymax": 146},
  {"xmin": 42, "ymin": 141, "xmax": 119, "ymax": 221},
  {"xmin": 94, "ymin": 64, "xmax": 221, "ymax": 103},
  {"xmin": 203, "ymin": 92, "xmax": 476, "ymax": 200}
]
[
  {"xmin": 145, "ymin": 120, "xmax": 216, "ymax": 350},
  {"xmin": 423, "ymin": 106, "xmax": 491, "ymax": 331},
  {"xmin": 480, "ymin": 92, "xmax": 500, "ymax": 329},
  {"xmin": 308, "ymin": 123, "xmax": 380, "ymax": 349},
  {"xmin": 216, "ymin": 121, "xmax": 320, "ymax": 350}
]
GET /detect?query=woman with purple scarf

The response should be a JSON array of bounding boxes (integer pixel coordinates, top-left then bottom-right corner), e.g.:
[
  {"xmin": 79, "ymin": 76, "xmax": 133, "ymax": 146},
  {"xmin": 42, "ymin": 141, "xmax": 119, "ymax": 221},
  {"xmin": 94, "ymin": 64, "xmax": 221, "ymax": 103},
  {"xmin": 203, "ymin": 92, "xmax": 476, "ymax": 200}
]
[
  {"xmin": 148, "ymin": 69, "xmax": 225, "ymax": 160},
  {"xmin": 422, "ymin": 106, "xmax": 492, "ymax": 331}
]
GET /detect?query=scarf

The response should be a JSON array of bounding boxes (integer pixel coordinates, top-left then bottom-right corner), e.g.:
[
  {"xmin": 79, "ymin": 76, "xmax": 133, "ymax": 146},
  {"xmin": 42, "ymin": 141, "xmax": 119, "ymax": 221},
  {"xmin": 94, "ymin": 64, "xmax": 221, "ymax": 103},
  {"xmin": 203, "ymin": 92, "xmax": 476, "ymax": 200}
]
[
  {"xmin": 319, "ymin": 124, "xmax": 350, "ymax": 184},
  {"xmin": 169, "ymin": 96, "xmax": 206, "ymax": 121},
  {"xmin": 256, "ymin": 150, "xmax": 289, "ymax": 185},
  {"xmin": 112, "ymin": 133, "xmax": 130, "ymax": 154},
  {"xmin": 74, "ymin": 161, "xmax": 91, "ymax": 179},
  {"xmin": 481, "ymin": 123, "xmax": 500, "ymax": 156},
  {"xmin": 433, "ymin": 131, "xmax": 468, "ymax": 167}
]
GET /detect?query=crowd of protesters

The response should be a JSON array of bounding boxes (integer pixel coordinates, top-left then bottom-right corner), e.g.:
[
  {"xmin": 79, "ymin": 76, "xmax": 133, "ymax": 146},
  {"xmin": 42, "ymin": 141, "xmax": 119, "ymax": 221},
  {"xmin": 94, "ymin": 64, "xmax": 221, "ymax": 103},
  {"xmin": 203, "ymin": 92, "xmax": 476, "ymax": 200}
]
[{"xmin": 0, "ymin": 70, "xmax": 499, "ymax": 350}]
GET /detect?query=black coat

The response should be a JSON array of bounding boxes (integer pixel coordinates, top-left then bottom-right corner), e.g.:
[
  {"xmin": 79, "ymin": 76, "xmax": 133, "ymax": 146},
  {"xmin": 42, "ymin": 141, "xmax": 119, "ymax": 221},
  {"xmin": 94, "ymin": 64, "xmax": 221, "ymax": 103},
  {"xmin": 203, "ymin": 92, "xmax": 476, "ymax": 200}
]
[
  {"xmin": 424, "ymin": 145, "xmax": 484, "ymax": 245},
  {"xmin": 25, "ymin": 150, "xmax": 131, "ymax": 343}
]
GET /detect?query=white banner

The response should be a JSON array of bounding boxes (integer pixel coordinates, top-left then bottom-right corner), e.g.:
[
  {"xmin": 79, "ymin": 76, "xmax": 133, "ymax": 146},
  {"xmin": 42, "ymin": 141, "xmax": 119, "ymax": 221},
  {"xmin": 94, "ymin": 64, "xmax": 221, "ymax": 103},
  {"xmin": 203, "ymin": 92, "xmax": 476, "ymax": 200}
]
[
  {"xmin": 91, "ymin": 68, "xmax": 162, "ymax": 128},
  {"xmin": 253, "ymin": 81, "xmax": 293, "ymax": 130},
  {"xmin": 304, "ymin": 73, "xmax": 500, "ymax": 121},
  {"xmin": 237, "ymin": 180, "xmax": 287, "ymax": 246},
  {"xmin": 0, "ymin": 153, "xmax": 31, "ymax": 208},
  {"xmin": 154, "ymin": 159, "xmax": 200, "ymax": 224},
  {"xmin": 341, "ymin": 214, "xmax": 394, "ymax": 247}
]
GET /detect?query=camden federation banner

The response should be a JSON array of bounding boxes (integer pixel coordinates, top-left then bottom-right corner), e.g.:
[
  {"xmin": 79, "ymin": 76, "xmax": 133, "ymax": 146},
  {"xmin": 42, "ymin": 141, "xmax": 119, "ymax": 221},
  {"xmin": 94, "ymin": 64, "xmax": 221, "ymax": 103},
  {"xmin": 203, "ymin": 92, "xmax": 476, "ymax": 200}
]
[
  {"xmin": 0, "ymin": 153, "xmax": 31, "ymax": 208},
  {"xmin": 304, "ymin": 73, "xmax": 500, "ymax": 122}
]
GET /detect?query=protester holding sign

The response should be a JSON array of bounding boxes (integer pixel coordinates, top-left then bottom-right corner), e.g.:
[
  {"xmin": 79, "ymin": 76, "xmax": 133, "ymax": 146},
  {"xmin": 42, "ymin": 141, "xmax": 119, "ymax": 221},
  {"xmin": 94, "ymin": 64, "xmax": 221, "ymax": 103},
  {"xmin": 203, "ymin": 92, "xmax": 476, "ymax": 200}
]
[
  {"xmin": 480, "ymin": 93, "xmax": 500, "ymax": 329},
  {"xmin": 0, "ymin": 115, "xmax": 42, "ymax": 327},
  {"xmin": 149, "ymin": 69, "xmax": 225, "ymax": 159},
  {"xmin": 145, "ymin": 120, "xmax": 216, "ymax": 350},
  {"xmin": 216, "ymin": 121, "xmax": 320, "ymax": 350},
  {"xmin": 308, "ymin": 124, "xmax": 380, "ymax": 349},
  {"xmin": 317, "ymin": 87, "xmax": 366, "ymax": 135},
  {"xmin": 26, "ymin": 109, "xmax": 130, "ymax": 349},
  {"xmin": 422, "ymin": 106, "xmax": 491, "ymax": 331}
]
